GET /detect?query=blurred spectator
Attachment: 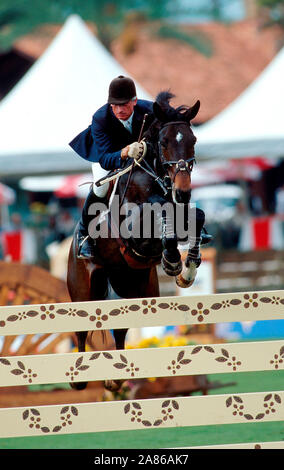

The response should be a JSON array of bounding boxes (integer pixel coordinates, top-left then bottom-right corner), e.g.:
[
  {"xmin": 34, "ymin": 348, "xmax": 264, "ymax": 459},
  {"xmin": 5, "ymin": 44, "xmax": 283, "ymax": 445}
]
[
  {"xmin": 221, "ymin": 200, "xmax": 248, "ymax": 249},
  {"xmin": 56, "ymin": 211, "xmax": 75, "ymax": 241},
  {"xmin": 10, "ymin": 212, "xmax": 22, "ymax": 230}
]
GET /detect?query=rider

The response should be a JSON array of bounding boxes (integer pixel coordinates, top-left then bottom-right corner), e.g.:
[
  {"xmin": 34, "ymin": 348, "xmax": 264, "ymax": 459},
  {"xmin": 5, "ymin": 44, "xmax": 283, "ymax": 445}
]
[{"xmin": 69, "ymin": 75, "xmax": 154, "ymax": 259}]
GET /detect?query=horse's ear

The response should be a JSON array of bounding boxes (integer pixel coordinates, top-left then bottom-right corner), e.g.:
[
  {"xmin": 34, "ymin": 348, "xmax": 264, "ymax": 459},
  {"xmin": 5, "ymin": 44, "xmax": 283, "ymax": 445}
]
[
  {"xmin": 185, "ymin": 100, "xmax": 200, "ymax": 122},
  {"xmin": 153, "ymin": 102, "xmax": 167, "ymax": 123}
]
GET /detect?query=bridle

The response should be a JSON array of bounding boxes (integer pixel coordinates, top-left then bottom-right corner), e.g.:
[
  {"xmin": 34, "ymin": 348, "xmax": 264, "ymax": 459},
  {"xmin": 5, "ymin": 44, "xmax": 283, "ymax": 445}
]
[
  {"xmin": 116, "ymin": 119, "xmax": 196, "ymax": 259},
  {"xmin": 134, "ymin": 120, "xmax": 196, "ymax": 197},
  {"xmin": 158, "ymin": 121, "xmax": 196, "ymax": 179},
  {"xmin": 119, "ymin": 119, "xmax": 196, "ymax": 205}
]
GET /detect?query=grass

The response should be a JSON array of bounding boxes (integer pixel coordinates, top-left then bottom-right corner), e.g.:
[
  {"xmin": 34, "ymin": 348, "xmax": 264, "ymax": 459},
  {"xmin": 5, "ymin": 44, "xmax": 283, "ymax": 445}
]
[{"xmin": 0, "ymin": 369, "xmax": 284, "ymax": 449}]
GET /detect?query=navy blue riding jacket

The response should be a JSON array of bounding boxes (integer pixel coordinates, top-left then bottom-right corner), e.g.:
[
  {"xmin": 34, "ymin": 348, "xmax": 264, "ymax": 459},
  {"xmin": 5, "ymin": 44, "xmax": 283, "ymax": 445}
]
[{"xmin": 69, "ymin": 99, "xmax": 153, "ymax": 171}]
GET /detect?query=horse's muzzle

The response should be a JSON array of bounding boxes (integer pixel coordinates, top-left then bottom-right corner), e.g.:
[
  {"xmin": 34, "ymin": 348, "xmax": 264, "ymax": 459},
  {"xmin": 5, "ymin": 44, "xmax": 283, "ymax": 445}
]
[{"xmin": 173, "ymin": 188, "xmax": 192, "ymax": 204}]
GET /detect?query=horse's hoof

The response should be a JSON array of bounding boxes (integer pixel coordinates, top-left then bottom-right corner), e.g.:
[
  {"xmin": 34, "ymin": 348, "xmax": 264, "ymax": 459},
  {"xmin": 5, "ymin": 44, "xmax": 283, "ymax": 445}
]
[
  {"xmin": 70, "ymin": 381, "xmax": 87, "ymax": 390},
  {"xmin": 162, "ymin": 252, "xmax": 182, "ymax": 276},
  {"xmin": 104, "ymin": 379, "xmax": 123, "ymax": 392},
  {"xmin": 175, "ymin": 261, "xmax": 198, "ymax": 288},
  {"xmin": 175, "ymin": 274, "xmax": 194, "ymax": 288}
]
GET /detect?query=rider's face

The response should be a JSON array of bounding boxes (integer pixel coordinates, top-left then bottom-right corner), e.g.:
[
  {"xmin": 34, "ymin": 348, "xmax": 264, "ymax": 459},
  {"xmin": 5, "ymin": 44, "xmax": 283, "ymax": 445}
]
[{"xmin": 111, "ymin": 98, "xmax": 137, "ymax": 120}]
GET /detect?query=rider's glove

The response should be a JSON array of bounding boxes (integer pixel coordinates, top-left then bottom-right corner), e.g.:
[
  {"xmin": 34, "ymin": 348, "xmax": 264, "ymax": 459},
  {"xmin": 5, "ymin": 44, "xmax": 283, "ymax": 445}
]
[{"xmin": 127, "ymin": 140, "xmax": 147, "ymax": 160}]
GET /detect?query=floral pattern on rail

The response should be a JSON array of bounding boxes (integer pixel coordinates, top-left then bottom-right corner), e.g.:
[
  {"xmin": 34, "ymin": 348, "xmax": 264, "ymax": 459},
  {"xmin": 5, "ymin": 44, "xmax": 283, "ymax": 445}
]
[
  {"xmin": 1, "ymin": 293, "xmax": 283, "ymax": 328},
  {"xmin": 19, "ymin": 391, "xmax": 284, "ymax": 435},
  {"xmin": 124, "ymin": 399, "xmax": 179, "ymax": 427},
  {"xmin": 226, "ymin": 394, "xmax": 282, "ymax": 421},
  {"xmin": 22, "ymin": 406, "xmax": 79, "ymax": 433},
  {"xmin": 0, "ymin": 358, "xmax": 38, "ymax": 383},
  {"xmin": 1, "ymin": 343, "xmax": 284, "ymax": 386},
  {"xmin": 123, "ymin": 393, "xmax": 283, "ymax": 428}
]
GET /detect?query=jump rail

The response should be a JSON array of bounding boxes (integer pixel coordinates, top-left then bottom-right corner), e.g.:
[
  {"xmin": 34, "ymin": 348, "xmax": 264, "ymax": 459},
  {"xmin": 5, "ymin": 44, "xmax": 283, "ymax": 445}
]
[{"xmin": 0, "ymin": 289, "xmax": 284, "ymax": 448}]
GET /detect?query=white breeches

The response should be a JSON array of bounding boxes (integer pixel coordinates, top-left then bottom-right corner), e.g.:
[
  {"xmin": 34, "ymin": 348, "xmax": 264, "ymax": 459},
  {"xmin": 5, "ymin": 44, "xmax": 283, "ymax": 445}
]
[{"xmin": 92, "ymin": 163, "xmax": 109, "ymax": 198}]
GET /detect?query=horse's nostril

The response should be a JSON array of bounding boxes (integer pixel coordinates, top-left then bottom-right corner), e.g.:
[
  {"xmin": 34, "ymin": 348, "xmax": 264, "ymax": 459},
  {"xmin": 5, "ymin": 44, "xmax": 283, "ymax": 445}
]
[{"xmin": 177, "ymin": 160, "xmax": 187, "ymax": 170}]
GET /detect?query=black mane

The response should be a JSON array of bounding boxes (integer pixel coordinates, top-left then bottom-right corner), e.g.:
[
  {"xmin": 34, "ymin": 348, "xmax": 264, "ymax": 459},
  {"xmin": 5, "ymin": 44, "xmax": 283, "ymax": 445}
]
[
  {"xmin": 155, "ymin": 91, "xmax": 190, "ymax": 122},
  {"xmin": 143, "ymin": 90, "xmax": 190, "ymax": 147}
]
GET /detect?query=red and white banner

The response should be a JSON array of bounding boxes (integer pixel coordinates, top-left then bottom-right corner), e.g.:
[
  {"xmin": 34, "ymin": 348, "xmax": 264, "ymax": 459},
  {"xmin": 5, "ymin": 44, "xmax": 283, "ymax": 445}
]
[
  {"xmin": 239, "ymin": 216, "xmax": 284, "ymax": 251},
  {"xmin": 1, "ymin": 230, "xmax": 37, "ymax": 262}
]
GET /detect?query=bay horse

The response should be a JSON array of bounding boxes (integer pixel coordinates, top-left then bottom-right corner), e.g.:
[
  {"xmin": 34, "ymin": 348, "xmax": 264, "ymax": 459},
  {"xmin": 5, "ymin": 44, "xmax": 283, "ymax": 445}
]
[{"xmin": 67, "ymin": 91, "xmax": 205, "ymax": 392}]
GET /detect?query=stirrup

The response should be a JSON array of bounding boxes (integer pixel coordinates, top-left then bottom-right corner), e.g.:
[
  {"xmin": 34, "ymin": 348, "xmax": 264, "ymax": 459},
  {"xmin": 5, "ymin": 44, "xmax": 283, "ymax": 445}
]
[{"xmin": 201, "ymin": 228, "xmax": 213, "ymax": 245}]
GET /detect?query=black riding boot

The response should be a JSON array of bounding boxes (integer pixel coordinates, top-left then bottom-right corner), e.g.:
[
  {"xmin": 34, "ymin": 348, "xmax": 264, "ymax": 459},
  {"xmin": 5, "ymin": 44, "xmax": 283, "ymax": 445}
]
[
  {"xmin": 201, "ymin": 227, "xmax": 213, "ymax": 245},
  {"xmin": 77, "ymin": 188, "xmax": 108, "ymax": 259}
]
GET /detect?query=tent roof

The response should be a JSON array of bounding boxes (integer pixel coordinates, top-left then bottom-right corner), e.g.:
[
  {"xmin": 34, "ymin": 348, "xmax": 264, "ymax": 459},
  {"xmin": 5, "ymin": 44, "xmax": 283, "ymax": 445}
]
[
  {"xmin": 0, "ymin": 15, "xmax": 152, "ymax": 178},
  {"xmin": 195, "ymin": 45, "xmax": 284, "ymax": 160}
]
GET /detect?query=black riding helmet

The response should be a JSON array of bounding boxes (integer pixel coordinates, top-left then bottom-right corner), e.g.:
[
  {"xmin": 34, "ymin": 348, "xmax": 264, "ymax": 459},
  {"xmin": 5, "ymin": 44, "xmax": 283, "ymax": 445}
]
[{"xmin": 108, "ymin": 75, "xmax": 137, "ymax": 105}]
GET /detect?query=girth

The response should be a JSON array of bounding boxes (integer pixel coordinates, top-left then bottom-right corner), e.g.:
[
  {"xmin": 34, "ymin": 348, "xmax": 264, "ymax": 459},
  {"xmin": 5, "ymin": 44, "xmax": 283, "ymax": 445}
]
[{"xmin": 108, "ymin": 215, "xmax": 161, "ymax": 270}]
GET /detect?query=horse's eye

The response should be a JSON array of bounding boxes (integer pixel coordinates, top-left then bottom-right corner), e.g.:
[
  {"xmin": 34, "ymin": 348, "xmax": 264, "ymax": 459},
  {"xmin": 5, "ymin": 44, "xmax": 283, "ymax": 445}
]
[{"xmin": 161, "ymin": 141, "xmax": 167, "ymax": 149}]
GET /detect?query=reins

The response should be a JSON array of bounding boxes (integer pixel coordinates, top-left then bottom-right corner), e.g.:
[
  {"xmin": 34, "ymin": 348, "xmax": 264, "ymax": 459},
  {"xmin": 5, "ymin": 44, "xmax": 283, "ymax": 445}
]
[
  {"xmin": 119, "ymin": 113, "xmax": 148, "ymax": 208},
  {"xmin": 118, "ymin": 119, "xmax": 196, "ymax": 200},
  {"xmin": 94, "ymin": 118, "xmax": 195, "ymax": 200},
  {"xmin": 134, "ymin": 158, "xmax": 170, "ymax": 196}
]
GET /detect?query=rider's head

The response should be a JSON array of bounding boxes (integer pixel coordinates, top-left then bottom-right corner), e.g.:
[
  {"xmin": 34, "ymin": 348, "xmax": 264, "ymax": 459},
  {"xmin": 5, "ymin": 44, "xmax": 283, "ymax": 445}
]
[{"xmin": 108, "ymin": 75, "xmax": 137, "ymax": 121}]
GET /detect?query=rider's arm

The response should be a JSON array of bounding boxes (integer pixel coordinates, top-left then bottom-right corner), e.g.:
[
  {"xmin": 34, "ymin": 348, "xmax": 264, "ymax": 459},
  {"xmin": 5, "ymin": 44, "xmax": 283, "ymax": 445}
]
[{"xmin": 91, "ymin": 122, "xmax": 124, "ymax": 170}]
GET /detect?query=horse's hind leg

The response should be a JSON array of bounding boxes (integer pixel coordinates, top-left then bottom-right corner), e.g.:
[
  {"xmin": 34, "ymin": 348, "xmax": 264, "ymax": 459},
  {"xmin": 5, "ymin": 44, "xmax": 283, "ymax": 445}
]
[
  {"xmin": 103, "ymin": 266, "xmax": 160, "ymax": 392},
  {"xmin": 69, "ymin": 265, "xmax": 109, "ymax": 390},
  {"xmin": 104, "ymin": 328, "xmax": 128, "ymax": 393},
  {"xmin": 67, "ymin": 236, "xmax": 109, "ymax": 389},
  {"xmin": 70, "ymin": 331, "xmax": 88, "ymax": 390},
  {"xmin": 113, "ymin": 329, "xmax": 128, "ymax": 350}
]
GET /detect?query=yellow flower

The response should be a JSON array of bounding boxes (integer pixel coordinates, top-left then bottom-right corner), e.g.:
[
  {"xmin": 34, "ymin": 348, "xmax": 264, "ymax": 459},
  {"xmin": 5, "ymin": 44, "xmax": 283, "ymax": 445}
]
[
  {"xmin": 173, "ymin": 337, "xmax": 188, "ymax": 347},
  {"xmin": 126, "ymin": 334, "xmax": 195, "ymax": 349}
]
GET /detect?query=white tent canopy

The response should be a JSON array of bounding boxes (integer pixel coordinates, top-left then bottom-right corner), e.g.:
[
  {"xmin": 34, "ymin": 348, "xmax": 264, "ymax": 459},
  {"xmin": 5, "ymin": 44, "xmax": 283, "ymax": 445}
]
[
  {"xmin": 0, "ymin": 15, "xmax": 152, "ymax": 177},
  {"xmin": 195, "ymin": 45, "xmax": 284, "ymax": 160}
]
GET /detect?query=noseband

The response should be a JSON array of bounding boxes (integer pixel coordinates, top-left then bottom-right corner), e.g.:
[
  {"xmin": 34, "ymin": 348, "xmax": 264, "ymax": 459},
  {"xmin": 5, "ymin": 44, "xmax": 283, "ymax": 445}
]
[{"xmin": 158, "ymin": 121, "xmax": 196, "ymax": 179}]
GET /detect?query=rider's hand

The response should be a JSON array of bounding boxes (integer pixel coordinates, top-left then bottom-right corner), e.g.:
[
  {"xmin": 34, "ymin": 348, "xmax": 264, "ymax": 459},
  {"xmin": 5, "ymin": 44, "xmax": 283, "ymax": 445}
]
[
  {"xmin": 121, "ymin": 146, "xmax": 130, "ymax": 160},
  {"xmin": 121, "ymin": 141, "xmax": 147, "ymax": 160}
]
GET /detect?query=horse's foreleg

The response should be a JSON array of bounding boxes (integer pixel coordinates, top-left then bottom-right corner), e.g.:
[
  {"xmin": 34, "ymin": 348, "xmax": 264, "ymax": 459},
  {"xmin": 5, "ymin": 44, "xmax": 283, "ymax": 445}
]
[
  {"xmin": 176, "ymin": 208, "xmax": 205, "ymax": 288},
  {"xmin": 161, "ymin": 210, "xmax": 182, "ymax": 276}
]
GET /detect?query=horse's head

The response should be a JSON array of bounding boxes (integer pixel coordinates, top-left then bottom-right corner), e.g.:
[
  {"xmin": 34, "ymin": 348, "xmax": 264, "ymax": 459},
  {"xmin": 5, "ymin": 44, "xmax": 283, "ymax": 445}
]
[{"xmin": 152, "ymin": 92, "xmax": 200, "ymax": 204}]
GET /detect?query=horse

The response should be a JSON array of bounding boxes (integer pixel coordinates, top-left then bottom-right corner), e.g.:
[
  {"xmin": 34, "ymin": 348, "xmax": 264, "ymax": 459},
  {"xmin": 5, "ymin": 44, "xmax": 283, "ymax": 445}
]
[{"xmin": 67, "ymin": 91, "xmax": 205, "ymax": 392}]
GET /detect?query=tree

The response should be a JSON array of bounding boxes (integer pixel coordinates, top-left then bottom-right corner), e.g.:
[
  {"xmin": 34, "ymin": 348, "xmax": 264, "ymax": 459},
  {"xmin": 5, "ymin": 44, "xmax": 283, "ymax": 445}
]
[
  {"xmin": 257, "ymin": 0, "xmax": 284, "ymax": 28},
  {"xmin": 0, "ymin": 0, "xmax": 234, "ymax": 53},
  {"xmin": 0, "ymin": 0, "xmax": 128, "ymax": 51}
]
